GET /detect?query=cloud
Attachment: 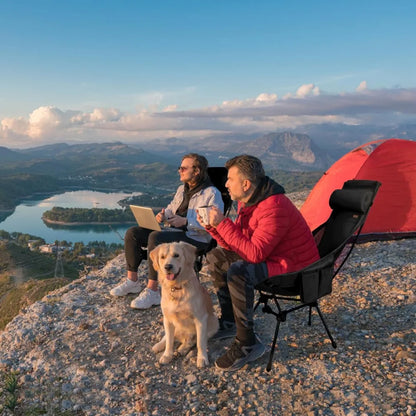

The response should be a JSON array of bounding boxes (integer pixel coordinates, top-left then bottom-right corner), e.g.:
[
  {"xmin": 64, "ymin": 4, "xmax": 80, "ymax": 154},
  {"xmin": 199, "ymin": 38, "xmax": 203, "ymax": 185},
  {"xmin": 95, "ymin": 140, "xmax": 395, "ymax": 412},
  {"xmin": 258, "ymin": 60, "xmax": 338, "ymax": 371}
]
[
  {"xmin": 222, "ymin": 93, "xmax": 278, "ymax": 109},
  {"xmin": 296, "ymin": 83, "xmax": 320, "ymax": 98},
  {"xmin": 1, "ymin": 85, "xmax": 416, "ymax": 147},
  {"xmin": 28, "ymin": 106, "xmax": 66, "ymax": 138},
  {"xmin": 356, "ymin": 81, "xmax": 367, "ymax": 92}
]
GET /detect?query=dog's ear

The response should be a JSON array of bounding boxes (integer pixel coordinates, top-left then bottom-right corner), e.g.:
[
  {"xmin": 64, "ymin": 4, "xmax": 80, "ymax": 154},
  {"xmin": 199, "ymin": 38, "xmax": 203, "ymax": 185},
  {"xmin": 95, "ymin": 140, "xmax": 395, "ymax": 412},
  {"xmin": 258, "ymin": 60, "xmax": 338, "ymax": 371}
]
[
  {"xmin": 179, "ymin": 241, "xmax": 197, "ymax": 267},
  {"xmin": 149, "ymin": 245, "xmax": 161, "ymax": 272}
]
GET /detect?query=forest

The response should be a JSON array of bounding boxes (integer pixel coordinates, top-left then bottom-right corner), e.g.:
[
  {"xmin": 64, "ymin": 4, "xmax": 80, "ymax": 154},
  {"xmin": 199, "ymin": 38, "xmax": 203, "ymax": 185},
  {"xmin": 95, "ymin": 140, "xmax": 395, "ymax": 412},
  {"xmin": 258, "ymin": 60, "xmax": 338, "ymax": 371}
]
[{"xmin": 42, "ymin": 207, "xmax": 136, "ymax": 224}]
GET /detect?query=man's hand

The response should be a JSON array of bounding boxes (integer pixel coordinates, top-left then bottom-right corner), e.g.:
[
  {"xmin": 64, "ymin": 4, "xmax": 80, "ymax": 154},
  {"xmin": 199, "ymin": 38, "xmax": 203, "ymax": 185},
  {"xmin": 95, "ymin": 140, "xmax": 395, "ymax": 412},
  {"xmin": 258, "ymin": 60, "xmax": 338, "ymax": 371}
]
[
  {"xmin": 197, "ymin": 206, "xmax": 225, "ymax": 227},
  {"xmin": 166, "ymin": 215, "xmax": 187, "ymax": 228}
]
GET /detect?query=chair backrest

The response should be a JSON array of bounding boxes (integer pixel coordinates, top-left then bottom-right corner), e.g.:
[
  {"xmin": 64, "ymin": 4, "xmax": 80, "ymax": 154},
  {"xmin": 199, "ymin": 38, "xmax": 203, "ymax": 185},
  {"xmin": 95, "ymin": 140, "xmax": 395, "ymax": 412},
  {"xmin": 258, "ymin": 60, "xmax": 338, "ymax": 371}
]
[
  {"xmin": 207, "ymin": 167, "xmax": 232, "ymax": 215},
  {"xmin": 295, "ymin": 180, "xmax": 381, "ymax": 302},
  {"xmin": 314, "ymin": 180, "xmax": 381, "ymax": 258}
]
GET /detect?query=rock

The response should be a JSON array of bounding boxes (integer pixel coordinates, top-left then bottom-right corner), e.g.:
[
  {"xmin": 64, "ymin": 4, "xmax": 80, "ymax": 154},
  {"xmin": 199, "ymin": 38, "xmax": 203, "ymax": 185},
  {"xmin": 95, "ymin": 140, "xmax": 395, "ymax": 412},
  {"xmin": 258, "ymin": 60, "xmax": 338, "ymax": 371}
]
[{"xmin": 0, "ymin": 236, "xmax": 415, "ymax": 415}]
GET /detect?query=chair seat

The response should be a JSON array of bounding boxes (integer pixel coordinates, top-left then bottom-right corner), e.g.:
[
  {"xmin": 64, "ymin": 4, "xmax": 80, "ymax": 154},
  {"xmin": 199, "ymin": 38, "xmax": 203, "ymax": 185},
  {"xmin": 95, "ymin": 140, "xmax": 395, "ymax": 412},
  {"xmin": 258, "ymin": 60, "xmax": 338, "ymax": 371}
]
[{"xmin": 256, "ymin": 273, "xmax": 300, "ymax": 297}]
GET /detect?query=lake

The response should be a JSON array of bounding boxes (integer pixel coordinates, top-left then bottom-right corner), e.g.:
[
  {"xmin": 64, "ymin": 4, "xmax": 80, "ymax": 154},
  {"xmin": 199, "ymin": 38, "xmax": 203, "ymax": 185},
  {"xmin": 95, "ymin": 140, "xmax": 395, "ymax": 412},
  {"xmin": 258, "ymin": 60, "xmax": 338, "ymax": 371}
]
[{"xmin": 0, "ymin": 190, "xmax": 143, "ymax": 245}]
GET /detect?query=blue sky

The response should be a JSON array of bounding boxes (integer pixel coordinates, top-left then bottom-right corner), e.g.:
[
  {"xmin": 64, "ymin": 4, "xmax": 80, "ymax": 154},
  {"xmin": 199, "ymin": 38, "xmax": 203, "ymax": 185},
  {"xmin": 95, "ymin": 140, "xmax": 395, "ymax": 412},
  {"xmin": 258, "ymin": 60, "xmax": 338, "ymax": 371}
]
[{"xmin": 1, "ymin": 0, "xmax": 415, "ymax": 148}]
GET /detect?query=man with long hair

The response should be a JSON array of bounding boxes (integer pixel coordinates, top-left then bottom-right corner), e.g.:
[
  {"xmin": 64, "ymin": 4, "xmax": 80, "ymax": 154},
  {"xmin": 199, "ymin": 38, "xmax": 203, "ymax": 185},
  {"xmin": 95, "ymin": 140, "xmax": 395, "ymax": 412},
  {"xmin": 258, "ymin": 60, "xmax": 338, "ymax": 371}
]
[{"xmin": 111, "ymin": 153, "xmax": 223, "ymax": 309}]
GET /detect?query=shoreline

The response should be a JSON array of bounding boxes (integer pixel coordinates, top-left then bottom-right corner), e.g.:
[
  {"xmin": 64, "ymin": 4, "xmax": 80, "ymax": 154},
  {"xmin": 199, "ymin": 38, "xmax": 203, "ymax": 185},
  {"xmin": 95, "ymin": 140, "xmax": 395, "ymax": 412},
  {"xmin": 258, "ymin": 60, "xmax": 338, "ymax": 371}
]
[{"xmin": 42, "ymin": 218, "xmax": 136, "ymax": 226}]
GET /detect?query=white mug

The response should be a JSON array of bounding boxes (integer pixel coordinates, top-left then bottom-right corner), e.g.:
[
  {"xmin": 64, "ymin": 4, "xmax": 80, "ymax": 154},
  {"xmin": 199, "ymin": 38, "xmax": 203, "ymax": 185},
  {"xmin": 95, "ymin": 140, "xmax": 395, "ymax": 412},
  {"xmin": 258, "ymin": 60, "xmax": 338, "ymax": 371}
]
[{"xmin": 198, "ymin": 205, "xmax": 212, "ymax": 225}]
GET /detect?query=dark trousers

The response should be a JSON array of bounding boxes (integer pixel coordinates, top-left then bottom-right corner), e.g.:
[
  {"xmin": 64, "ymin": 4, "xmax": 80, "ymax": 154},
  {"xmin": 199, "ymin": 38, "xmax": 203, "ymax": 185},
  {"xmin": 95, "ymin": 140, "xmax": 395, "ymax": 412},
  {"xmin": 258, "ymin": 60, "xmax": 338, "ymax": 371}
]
[
  {"xmin": 206, "ymin": 247, "xmax": 268, "ymax": 345},
  {"xmin": 124, "ymin": 226, "xmax": 210, "ymax": 280}
]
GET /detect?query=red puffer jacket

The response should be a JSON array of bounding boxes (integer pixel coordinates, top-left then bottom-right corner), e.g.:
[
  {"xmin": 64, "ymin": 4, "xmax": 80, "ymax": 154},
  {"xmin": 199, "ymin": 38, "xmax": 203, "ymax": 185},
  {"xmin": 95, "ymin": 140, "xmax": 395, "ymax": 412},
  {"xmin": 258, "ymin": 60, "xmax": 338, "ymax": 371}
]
[{"xmin": 208, "ymin": 191, "xmax": 320, "ymax": 277}]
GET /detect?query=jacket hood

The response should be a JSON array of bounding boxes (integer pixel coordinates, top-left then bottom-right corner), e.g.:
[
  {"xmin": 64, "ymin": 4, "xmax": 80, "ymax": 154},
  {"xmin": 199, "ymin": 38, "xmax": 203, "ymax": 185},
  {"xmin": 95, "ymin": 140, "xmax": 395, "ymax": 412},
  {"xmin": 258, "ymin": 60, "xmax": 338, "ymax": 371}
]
[{"xmin": 245, "ymin": 176, "xmax": 285, "ymax": 207}]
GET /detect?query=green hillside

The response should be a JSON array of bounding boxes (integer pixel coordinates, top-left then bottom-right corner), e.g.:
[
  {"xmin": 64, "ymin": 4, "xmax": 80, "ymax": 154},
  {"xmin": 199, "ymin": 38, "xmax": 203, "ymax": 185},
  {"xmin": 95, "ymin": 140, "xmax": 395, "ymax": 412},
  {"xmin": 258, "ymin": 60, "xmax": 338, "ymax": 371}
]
[
  {"xmin": 0, "ymin": 174, "xmax": 61, "ymax": 210},
  {"xmin": 0, "ymin": 276, "xmax": 71, "ymax": 330},
  {"xmin": 269, "ymin": 169, "xmax": 322, "ymax": 192},
  {"xmin": 0, "ymin": 240, "xmax": 79, "ymax": 330}
]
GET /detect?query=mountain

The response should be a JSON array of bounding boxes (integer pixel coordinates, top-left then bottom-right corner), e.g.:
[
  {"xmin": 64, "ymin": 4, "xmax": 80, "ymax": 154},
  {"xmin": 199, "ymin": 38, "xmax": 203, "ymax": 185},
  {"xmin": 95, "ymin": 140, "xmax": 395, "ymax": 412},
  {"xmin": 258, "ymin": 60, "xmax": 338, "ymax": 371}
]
[
  {"xmin": 0, "ymin": 146, "xmax": 28, "ymax": 163},
  {"xmin": 1, "ymin": 133, "xmax": 334, "ymax": 186},
  {"xmin": 0, "ymin": 142, "xmax": 179, "ymax": 210},
  {"xmin": 298, "ymin": 123, "xmax": 416, "ymax": 159},
  {"xmin": 15, "ymin": 142, "xmax": 163, "ymax": 173},
  {"xmin": 224, "ymin": 132, "xmax": 332, "ymax": 171},
  {"xmin": 139, "ymin": 132, "xmax": 332, "ymax": 171},
  {"xmin": 0, "ymin": 142, "xmax": 177, "ymax": 183}
]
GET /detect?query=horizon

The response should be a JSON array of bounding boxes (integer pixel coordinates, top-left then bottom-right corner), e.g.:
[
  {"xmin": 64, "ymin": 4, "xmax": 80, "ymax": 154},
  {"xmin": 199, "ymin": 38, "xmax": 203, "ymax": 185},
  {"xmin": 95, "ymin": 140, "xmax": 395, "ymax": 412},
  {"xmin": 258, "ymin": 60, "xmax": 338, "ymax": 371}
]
[{"xmin": 1, "ymin": 1, "xmax": 416, "ymax": 148}]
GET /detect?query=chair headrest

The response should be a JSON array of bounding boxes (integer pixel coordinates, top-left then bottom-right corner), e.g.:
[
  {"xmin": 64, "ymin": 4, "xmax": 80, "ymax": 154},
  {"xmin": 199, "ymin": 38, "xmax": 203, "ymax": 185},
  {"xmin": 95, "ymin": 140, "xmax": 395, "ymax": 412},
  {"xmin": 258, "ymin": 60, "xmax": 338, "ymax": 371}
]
[{"xmin": 329, "ymin": 189, "xmax": 373, "ymax": 213}]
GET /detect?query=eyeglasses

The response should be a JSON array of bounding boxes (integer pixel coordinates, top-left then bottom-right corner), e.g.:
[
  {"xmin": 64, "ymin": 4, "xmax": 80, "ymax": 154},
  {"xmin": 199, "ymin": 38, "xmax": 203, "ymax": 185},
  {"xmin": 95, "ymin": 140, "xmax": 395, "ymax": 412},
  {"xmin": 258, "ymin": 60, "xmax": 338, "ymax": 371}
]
[{"xmin": 178, "ymin": 166, "xmax": 195, "ymax": 172}]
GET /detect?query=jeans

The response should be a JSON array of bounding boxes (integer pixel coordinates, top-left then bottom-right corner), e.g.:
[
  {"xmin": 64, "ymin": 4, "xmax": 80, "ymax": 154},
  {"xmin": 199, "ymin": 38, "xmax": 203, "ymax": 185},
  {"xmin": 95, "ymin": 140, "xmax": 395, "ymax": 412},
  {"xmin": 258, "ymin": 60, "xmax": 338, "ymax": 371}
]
[{"xmin": 206, "ymin": 247, "xmax": 268, "ymax": 345}]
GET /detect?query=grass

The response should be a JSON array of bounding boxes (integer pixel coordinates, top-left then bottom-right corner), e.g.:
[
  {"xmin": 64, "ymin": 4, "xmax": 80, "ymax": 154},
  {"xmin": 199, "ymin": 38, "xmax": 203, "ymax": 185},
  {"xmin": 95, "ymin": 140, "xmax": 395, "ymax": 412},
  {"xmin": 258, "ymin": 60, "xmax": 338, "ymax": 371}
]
[
  {"xmin": 269, "ymin": 169, "xmax": 322, "ymax": 193},
  {"xmin": 0, "ymin": 242, "xmax": 79, "ymax": 281},
  {"xmin": 0, "ymin": 241, "xmax": 78, "ymax": 330},
  {"xmin": 0, "ymin": 276, "xmax": 71, "ymax": 330},
  {"xmin": 0, "ymin": 370, "xmax": 19, "ymax": 412}
]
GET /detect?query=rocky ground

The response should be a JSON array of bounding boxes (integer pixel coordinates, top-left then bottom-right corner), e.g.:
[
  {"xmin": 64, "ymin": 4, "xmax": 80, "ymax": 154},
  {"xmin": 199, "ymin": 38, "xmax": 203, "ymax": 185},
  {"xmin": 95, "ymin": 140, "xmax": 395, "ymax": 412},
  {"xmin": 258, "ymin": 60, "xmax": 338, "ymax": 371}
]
[{"xmin": 0, "ymin": 194, "xmax": 414, "ymax": 415}]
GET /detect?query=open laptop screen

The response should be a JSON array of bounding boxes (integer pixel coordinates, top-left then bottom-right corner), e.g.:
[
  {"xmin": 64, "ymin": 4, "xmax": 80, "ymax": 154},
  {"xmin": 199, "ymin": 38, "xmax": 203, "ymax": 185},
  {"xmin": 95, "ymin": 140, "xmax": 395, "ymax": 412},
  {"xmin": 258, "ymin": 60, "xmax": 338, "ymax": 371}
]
[{"xmin": 129, "ymin": 205, "xmax": 161, "ymax": 231}]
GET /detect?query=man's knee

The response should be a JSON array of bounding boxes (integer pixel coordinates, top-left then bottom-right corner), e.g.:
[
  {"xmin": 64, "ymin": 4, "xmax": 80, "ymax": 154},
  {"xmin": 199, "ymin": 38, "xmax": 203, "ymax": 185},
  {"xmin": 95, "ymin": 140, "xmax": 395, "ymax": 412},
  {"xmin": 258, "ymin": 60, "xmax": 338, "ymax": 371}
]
[
  {"xmin": 206, "ymin": 246, "xmax": 223, "ymax": 264},
  {"xmin": 206, "ymin": 247, "xmax": 228, "ymax": 289},
  {"xmin": 227, "ymin": 261, "xmax": 249, "ymax": 284},
  {"xmin": 227, "ymin": 261, "xmax": 267, "ymax": 289}
]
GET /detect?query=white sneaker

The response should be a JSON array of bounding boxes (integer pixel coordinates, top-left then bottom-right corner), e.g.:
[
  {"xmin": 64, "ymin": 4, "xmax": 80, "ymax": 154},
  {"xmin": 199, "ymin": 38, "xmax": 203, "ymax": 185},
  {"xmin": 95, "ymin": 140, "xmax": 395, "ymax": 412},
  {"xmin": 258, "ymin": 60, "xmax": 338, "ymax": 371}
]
[
  {"xmin": 130, "ymin": 288, "xmax": 161, "ymax": 309},
  {"xmin": 110, "ymin": 279, "xmax": 141, "ymax": 297}
]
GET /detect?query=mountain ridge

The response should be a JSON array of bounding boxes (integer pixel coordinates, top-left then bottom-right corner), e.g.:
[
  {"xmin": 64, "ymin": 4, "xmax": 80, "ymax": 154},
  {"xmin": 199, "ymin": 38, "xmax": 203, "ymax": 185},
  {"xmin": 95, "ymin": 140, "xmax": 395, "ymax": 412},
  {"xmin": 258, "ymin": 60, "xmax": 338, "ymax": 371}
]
[{"xmin": 1, "ymin": 132, "xmax": 334, "ymax": 174}]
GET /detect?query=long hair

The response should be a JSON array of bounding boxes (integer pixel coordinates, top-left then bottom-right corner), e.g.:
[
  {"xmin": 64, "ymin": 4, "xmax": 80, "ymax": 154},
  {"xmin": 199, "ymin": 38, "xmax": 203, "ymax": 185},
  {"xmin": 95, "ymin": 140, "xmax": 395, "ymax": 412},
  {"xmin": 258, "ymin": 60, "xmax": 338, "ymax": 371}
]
[{"xmin": 182, "ymin": 153, "xmax": 209, "ymax": 182}]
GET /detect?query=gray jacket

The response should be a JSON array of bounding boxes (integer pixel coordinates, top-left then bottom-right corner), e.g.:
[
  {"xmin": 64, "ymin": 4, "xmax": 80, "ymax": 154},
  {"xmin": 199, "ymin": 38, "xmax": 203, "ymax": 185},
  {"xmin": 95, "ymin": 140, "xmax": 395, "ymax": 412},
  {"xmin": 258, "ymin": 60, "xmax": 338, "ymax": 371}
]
[{"xmin": 166, "ymin": 184, "xmax": 224, "ymax": 243}]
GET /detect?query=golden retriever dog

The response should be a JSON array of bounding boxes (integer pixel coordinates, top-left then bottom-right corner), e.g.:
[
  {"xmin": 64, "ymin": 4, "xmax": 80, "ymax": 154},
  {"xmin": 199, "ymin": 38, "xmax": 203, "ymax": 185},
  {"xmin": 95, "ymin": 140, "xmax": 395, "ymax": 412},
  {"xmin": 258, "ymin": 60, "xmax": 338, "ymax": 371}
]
[{"xmin": 149, "ymin": 241, "xmax": 219, "ymax": 367}]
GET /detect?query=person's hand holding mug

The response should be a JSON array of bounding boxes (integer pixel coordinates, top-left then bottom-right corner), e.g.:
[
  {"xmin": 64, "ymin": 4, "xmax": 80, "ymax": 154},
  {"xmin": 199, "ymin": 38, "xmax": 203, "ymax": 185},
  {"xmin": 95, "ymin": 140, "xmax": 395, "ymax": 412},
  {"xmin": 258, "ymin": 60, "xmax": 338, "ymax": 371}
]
[
  {"xmin": 197, "ymin": 205, "xmax": 224, "ymax": 227},
  {"xmin": 197, "ymin": 205, "xmax": 212, "ymax": 225}
]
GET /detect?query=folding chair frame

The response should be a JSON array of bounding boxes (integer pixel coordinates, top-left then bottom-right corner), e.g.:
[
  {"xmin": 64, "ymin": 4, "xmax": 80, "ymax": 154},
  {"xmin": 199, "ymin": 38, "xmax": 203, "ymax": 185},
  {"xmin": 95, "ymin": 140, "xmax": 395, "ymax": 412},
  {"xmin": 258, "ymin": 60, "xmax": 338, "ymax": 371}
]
[{"xmin": 254, "ymin": 180, "xmax": 381, "ymax": 371}]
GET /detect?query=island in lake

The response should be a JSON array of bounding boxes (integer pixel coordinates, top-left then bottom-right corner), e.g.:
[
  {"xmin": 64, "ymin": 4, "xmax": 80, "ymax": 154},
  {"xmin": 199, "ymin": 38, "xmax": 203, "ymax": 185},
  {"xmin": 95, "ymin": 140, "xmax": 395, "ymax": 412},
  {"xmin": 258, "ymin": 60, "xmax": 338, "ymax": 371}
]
[{"xmin": 42, "ymin": 207, "xmax": 137, "ymax": 225}]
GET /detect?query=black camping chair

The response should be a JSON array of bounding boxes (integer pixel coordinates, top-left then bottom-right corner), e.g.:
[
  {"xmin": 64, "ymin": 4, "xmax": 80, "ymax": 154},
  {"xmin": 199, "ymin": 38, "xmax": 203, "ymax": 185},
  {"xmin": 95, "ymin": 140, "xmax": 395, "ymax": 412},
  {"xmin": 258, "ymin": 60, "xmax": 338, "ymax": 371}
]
[
  {"xmin": 194, "ymin": 167, "xmax": 232, "ymax": 271},
  {"xmin": 254, "ymin": 179, "xmax": 381, "ymax": 371},
  {"xmin": 207, "ymin": 166, "xmax": 233, "ymax": 216}
]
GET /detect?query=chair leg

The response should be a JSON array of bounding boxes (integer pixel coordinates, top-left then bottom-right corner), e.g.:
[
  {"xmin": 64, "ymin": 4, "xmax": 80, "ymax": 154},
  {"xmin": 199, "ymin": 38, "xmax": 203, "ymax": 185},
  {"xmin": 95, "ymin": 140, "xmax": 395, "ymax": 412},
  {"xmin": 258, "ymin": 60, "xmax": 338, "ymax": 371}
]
[
  {"xmin": 314, "ymin": 304, "xmax": 337, "ymax": 349},
  {"xmin": 267, "ymin": 319, "xmax": 281, "ymax": 372},
  {"xmin": 308, "ymin": 305, "xmax": 312, "ymax": 326}
]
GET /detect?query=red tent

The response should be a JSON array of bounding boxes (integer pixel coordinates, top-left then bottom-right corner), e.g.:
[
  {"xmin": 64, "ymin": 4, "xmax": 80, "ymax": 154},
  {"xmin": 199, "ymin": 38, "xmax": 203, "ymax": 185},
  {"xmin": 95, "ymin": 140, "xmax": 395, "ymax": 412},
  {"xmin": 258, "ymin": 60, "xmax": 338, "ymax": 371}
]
[{"xmin": 300, "ymin": 138, "xmax": 416, "ymax": 239}]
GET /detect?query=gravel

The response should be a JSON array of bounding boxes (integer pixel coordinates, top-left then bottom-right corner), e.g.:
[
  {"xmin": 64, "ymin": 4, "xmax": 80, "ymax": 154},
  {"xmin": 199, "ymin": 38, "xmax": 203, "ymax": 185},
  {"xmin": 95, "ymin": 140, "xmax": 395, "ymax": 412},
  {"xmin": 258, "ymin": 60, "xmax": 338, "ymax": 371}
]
[{"xmin": 0, "ymin": 203, "xmax": 414, "ymax": 415}]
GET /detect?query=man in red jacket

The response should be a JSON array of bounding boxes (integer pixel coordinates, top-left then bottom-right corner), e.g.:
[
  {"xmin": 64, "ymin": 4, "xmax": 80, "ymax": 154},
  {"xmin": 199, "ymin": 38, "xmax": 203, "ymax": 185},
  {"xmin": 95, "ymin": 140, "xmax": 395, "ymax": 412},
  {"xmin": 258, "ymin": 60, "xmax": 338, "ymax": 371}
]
[{"xmin": 201, "ymin": 155, "xmax": 320, "ymax": 371}]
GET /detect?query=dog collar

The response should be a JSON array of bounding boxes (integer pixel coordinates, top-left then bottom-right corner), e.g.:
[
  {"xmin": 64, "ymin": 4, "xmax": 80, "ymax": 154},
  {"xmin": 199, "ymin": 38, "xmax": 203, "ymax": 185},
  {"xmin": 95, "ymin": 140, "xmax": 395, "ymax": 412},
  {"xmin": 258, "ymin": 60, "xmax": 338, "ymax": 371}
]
[{"xmin": 169, "ymin": 285, "xmax": 183, "ymax": 301}]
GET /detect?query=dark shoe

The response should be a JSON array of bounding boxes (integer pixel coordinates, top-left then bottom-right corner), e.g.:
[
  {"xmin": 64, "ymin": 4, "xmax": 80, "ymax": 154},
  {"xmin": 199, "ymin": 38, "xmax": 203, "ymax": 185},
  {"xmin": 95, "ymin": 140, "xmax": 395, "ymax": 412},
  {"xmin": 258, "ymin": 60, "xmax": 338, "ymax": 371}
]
[
  {"xmin": 211, "ymin": 320, "xmax": 236, "ymax": 340},
  {"xmin": 215, "ymin": 336, "xmax": 266, "ymax": 371}
]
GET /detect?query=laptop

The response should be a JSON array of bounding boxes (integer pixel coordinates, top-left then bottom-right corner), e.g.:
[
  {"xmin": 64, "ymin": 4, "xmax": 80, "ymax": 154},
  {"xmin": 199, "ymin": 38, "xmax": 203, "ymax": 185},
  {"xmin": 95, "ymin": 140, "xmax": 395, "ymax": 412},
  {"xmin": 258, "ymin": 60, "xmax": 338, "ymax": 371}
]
[{"xmin": 129, "ymin": 205, "xmax": 161, "ymax": 231}]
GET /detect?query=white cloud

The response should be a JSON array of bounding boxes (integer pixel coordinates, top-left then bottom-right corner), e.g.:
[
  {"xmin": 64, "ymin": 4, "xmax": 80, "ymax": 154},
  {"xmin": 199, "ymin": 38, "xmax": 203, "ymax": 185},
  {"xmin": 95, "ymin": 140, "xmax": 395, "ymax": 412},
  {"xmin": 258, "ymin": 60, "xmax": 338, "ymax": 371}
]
[
  {"xmin": 296, "ymin": 83, "xmax": 320, "ymax": 98},
  {"xmin": 28, "ymin": 106, "xmax": 65, "ymax": 138},
  {"xmin": 89, "ymin": 108, "xmax": 121, "ymax": 122},
  {"xmin": 221, "ymin": 93, "xmax": 278, "ymax": 109},
  {"xmin": 162, "ymin": 105, "xmax": 178, "ymax": 112},
  {"xmin": 1, "ymin": 116, "xmax": 29, "ymax": 137},
  {"xmin": 1, "ymin": 85, "xmax": 416, "ymax": 147},
  {"xmin": 356, "ymin": 81, "xmax": 368, "ymax": 92},
  {"xmin": 255, "ymin": 93, "xmax": 278, "ymax": 104}
]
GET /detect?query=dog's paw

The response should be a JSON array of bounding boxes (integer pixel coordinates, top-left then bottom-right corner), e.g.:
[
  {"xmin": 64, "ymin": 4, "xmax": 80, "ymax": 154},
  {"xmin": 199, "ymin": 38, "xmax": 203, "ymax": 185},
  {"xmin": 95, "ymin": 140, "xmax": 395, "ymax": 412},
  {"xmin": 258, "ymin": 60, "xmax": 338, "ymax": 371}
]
[
  {"xmin": 177, "ymin": 343, "xmax": 193, "ymax": 356},
  {"xmin": 196, "ymin": 355, "xmax": 209, "ymax": 368},
  {"xmin": 152, "ymin": 341, "xmax": 165, "ymax": 353},
  {"xmin": 159, "ymin": 353, "xmax": 174, "ymax": 365}
]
